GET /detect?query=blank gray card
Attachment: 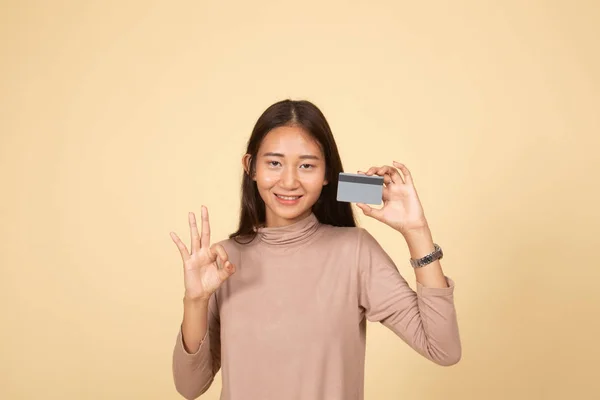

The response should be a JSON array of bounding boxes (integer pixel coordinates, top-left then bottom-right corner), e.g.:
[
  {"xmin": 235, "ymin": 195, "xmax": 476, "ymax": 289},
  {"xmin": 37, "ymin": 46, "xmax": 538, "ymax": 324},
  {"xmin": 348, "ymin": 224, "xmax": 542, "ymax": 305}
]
[{"xmin": 336, "ymin": 172, "xmax": 384, "ymax": 205}]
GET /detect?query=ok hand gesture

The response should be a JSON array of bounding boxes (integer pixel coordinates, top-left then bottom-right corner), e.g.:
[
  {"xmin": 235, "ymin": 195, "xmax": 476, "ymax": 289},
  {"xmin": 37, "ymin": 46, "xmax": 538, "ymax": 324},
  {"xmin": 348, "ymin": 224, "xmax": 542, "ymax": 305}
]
[{"xmin": 170, "ymin": 206, "xmax": 236, "ymax": 301}]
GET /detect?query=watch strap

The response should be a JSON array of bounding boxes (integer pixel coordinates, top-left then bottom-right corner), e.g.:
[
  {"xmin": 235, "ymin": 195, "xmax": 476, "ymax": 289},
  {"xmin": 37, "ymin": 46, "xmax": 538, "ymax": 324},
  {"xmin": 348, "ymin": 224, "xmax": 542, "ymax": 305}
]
[{"xmin": 410, "ymin": 243, "xmax": 443, "ymax": 268}]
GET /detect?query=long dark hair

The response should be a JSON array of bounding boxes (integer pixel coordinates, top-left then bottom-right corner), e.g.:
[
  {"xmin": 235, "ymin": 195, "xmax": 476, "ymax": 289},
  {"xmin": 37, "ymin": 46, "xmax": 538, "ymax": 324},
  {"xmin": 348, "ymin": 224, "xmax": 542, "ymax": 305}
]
[{"xmin": 229, "ymin": 99, "xmax": 357, "ymax": 243}]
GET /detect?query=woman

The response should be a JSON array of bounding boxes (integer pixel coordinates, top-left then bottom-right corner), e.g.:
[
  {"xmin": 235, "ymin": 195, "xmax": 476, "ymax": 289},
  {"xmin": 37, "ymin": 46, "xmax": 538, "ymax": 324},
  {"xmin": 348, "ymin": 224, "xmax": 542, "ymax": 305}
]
[{"xmin": 170, "ymin": 99, "xmax": 461, "ymax": 400}]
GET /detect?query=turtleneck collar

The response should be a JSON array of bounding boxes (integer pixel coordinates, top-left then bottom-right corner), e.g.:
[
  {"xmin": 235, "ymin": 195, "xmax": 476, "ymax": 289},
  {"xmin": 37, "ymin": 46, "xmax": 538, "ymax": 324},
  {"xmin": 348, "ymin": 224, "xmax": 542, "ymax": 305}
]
[{"xmin": 256, "ymin": 212, "xmax": 321, "ymax": 246}]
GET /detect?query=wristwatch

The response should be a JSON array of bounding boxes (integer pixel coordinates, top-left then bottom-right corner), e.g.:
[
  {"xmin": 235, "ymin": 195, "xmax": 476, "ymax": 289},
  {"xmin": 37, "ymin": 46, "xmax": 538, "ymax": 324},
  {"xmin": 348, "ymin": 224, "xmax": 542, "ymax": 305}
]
[{"xmin": 410, "ymin": 243, "xmax": 443, "ymax": 268}]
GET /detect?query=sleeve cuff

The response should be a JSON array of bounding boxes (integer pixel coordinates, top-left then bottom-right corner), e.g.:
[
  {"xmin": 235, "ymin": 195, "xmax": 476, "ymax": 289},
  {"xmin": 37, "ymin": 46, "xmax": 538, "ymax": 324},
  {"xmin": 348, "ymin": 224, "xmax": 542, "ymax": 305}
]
[{"xmin": 416, "ymin": 276, "xmax": 455, "ymax": 297}]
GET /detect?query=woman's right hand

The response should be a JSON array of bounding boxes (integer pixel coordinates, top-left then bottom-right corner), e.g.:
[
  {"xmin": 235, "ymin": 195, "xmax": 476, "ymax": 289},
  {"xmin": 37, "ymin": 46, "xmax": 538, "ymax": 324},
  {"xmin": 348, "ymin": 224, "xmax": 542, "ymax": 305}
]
[{"xmin": 170, "ymin": 206, "xmax": 236, "ymax": 301}]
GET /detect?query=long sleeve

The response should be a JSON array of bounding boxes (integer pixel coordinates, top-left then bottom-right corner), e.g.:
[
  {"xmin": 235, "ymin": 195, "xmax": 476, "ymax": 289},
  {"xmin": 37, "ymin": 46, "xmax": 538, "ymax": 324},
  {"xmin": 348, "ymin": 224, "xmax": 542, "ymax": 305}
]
[
  {"xmin": 172, "ymin": 293, "xmax": 222, "ymax": 399},
  {"xmin": 357, "ymin": 228, "xmax": 461, "ymax": 366}
]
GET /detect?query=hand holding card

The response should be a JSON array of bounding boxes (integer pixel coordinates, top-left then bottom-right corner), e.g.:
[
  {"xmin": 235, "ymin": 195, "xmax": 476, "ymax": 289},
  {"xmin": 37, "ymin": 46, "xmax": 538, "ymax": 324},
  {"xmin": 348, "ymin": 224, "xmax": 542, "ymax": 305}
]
[{"xmin": 352, "ymin": 162, "xmax": 429, "ymax": 235}]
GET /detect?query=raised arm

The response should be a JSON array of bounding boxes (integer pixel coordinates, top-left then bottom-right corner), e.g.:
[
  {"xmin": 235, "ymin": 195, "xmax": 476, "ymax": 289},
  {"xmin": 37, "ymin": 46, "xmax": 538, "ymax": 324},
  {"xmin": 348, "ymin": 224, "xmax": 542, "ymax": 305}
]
[
  {"xmin": 357, "ymin": 228, "xmax": 461, "ymax": 366},
  {"xmin": 169, "ymin": 206, "xmax": 236, "ymax": 398},
  {"xmin": 355, "ymin": 162, "xmax": 461, "ymax": 365}
]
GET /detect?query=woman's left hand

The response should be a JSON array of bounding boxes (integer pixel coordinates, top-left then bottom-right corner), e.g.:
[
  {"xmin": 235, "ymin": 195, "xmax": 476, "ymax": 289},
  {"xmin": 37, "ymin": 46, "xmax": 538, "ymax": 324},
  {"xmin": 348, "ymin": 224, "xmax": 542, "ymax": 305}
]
[{"xmin": 356, "ymin": 161, "xmax": 429, "ymax": 235}]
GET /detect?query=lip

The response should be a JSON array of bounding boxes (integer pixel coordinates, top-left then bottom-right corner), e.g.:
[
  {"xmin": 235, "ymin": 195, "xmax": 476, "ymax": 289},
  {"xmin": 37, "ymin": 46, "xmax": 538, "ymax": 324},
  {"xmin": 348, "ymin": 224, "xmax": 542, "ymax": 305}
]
[{"xmin": 274, "ymin": 193, "xmax": 303, "ymax": 205}]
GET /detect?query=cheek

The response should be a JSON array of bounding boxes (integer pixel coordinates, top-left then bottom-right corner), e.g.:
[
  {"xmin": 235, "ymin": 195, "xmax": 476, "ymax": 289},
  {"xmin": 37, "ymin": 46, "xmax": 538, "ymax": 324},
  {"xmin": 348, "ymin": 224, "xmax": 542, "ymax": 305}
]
[
  {"xmin": 255, "ymin": 170, "xmax": 278, "ymax": 188},
  {"xmin": 301, "ymin": 177, "xmax": 327, "ymax": 193}
]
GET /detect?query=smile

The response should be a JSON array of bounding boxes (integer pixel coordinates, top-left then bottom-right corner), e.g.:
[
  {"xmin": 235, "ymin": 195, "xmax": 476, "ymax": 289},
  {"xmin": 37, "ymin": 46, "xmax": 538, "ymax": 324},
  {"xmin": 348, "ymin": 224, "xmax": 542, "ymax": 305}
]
[{"xmin": 275, "ymin": 194, "xmax": 303, "ymax": 200}]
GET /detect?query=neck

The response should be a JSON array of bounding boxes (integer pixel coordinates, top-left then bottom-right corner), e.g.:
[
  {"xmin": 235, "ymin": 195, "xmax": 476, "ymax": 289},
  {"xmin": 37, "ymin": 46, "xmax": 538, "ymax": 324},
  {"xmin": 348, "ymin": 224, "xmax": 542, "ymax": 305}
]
[
  {"xmin": 256, "ymin": 211, "xmax": 321, "ymax": 247},
  {"xmin": 265, "ymin": 209, "xmax": 313, "ymax": 228}
]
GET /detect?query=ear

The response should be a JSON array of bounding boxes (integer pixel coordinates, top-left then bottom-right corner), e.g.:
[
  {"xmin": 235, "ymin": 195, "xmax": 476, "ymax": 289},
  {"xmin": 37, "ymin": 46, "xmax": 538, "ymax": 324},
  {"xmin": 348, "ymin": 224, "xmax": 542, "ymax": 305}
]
[
  {"xmin": 323, "ymin": 179, "xmax": 328, "ymax": 186},
  {"xmin": 242, "ymin": 154, "xmax": 254, "ymax": 179}
]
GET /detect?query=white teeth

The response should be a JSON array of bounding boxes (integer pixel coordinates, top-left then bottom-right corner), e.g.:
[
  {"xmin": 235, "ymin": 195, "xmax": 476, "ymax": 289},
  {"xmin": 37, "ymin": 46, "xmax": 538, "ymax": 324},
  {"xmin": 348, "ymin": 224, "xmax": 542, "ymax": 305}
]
[{"xmin": 276, "ymin": 194, "xmax": 300, "ymax": 200}]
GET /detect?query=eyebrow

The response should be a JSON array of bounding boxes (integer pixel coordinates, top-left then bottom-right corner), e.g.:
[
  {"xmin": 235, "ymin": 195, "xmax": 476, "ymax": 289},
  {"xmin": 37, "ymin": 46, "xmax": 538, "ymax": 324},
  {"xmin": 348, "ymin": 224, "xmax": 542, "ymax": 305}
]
[{"xmin": 261, "ymin": 152, "xmax": 321, "ymax": 160}]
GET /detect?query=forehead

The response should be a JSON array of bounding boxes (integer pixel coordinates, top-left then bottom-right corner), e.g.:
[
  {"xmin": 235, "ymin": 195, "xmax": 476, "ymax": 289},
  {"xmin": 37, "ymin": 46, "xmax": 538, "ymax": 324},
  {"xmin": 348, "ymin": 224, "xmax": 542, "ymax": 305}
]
[{"xmin": 259, "ymin": 126, "xmax": 322, "ymax": 156}]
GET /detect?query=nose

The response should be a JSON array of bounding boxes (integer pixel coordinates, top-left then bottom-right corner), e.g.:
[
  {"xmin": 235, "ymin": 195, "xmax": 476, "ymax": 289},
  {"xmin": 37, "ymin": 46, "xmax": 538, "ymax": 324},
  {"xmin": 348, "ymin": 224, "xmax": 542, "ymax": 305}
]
[{"xmin": 280, "ymin": 166, "xmax": 299, "ymax": 189}]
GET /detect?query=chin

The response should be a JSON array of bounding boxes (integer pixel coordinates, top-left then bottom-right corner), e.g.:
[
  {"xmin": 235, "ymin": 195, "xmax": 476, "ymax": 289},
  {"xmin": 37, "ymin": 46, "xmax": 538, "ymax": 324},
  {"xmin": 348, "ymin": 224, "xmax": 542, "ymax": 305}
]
[
  {"xmin": 272, "ymin": 206, "xmax": 310, "ymax": 218},
  {"xmin": 264, "ymin": 199, "xmax": 316, "ymax": 224}
]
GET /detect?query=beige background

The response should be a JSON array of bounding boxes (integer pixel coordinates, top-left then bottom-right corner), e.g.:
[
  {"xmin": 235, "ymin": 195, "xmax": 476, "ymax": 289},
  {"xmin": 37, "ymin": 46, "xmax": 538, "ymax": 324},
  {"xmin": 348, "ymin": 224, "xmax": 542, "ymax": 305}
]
[{"xmin": 1, "ymin": 0, "xmax": 599, "ymax": 399}]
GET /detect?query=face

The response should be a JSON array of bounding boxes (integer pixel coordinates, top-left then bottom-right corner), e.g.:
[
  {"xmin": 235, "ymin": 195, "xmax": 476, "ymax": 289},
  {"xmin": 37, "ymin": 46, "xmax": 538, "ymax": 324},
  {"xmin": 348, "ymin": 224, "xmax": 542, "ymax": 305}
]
[{"xmin": 243, "ymin": 125, "xmax": 328, "ymax": 227}]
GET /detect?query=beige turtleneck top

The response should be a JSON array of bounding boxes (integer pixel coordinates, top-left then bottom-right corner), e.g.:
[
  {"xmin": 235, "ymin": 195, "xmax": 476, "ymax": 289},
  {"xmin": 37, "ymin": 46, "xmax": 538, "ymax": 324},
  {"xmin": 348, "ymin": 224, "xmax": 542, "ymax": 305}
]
[{"xmin": 172, "ymin": 212, "xmax": 461, "ymax": 400}]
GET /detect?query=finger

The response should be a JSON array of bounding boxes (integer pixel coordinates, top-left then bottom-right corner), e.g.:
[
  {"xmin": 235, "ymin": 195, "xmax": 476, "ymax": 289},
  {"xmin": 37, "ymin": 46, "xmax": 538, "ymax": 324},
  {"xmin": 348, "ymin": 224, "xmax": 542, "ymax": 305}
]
[
  {"xmin": 364, "ymin": 166, "xmax": 379, "ymax": 176},
  {"xmin": 218, "ymin": 260, "xmax": 236, "ymax": 281},
  {"xmin": 359, "ymin": 169, "xmax": 392, "ymax": 186},
  {"xmin": 189, "ymin": 212, "xmax": 200, "ymax": 253},
  {"xmin": 170, "ymin": 232, "xmax": 191, "ymax": 262},
  {"xmin": 382, "ymin": 185, "xmax": 392, "ymax": 200},
  {"xmin": 376, "ymin": 165, "xmax": 404, "ymax": 184},
  {"xmin": 210, "ymin": 243, "xmax": 229, "ymax": 268},
  {"xmin": 393, "ymin": 161, "xmax": 413, "ymax": 185},
  {"xmin": 200, "ymin": 205, "xmax": 211, "ymax": 249}
]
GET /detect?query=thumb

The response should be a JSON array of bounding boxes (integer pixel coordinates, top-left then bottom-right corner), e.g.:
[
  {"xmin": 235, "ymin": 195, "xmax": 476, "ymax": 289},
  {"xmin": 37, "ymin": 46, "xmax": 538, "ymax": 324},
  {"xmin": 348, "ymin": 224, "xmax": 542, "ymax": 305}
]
[{"xmin": 356, "ymin": 203, "xmax": 384, "ymax": 221}]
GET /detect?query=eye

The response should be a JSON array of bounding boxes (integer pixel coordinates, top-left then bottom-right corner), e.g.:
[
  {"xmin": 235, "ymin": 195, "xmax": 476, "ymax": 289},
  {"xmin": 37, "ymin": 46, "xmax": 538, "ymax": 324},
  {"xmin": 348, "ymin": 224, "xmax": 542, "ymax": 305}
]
[
  {"xmin": 300, "ymin": 164, "xmax": 315, "ymax": 169},
  {"xmin": 267, "ymin": 160, "xmax": 281, "ymax": 167}
]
